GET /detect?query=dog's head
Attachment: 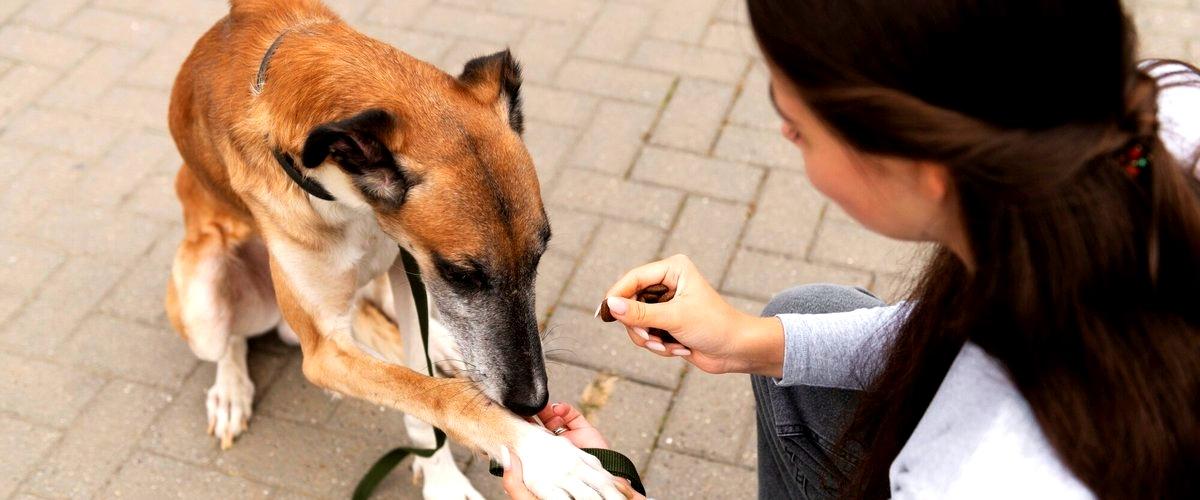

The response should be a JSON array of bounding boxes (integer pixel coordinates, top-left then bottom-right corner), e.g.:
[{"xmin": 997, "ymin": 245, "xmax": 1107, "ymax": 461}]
[{"xmin": 297, "ymin": 50, "xmax": 549, "ymax": 416}]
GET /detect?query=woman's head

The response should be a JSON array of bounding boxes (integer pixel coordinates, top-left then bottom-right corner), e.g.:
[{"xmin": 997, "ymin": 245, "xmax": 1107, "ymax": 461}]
[{"xmin": 748, "ymin": 0, "xmax": 1200, "ymax": 497}]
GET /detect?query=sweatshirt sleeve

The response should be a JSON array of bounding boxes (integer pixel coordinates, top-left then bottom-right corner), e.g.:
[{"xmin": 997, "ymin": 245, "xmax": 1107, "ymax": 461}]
[{"xmin": 775, "ymin": 303, "xmax": 910, "ymax": 389}]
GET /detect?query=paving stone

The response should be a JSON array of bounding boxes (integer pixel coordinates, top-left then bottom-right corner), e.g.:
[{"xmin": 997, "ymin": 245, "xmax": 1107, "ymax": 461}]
[
  {"xmin": 360, "ymin": 24, "xmax": 453, "ymax": 63},
  {"xmin": 742, "ymin": 169, "xmax": 825, "ymax": 257},
  {"xmin": 38, "ymin": 44, "xmax": 146, "ymax": 109},
  {"xmin": 62, "ymin": 7, "xmax": 170, "ymax": 48},
  {"xmin": 325, "ymin": 398, "xmax": 412, "ymax": 440},
  {"xmin": 523, "ymin": 119, "xmax": 579, "ymax": 184},
  {"xmin": 725, "ymin": 294, "xmax": 767, "ymax": 318},
  {"xmin": 649, "ymin": 0, "xmax": 722, "ymax": 44},
  {"xmin": 556, "ymin": 58, "xmax": 675, "ymax": 105},
  {"xmin": 322, "ymin": 0, "xmax": 374, "ymax": 20},
  {"xmin": 660, "ymin": 196, "xmax": 748, "ymax": 284},
  {"xmin": 535, "ymin": 250, "xmax": 575, "ymax": 327},
  {"xmin": 414, "ymin": 5, "xmax": 526, "ymax": 44},
  {"xmin": 25, "ymin": 381, "xmax": 172, "ymax": 499},
  {"xmin": 547, "ymin": 168, "xmax": 683, "ymax": 229},
  {"xmin": 630, "ymin": 39, "xmax": 749, "ymax": 84},
  {"xmin": 1, "ymin": 107, "xmax": 127, "ymax": 157},
  {"xmin": 0, "ymin": 63, "xmax": 59, "ymax": 120},
  {"xmin": 60, "ymin": 313, "xmax": 198, "ymax": 389},
  {"xmin": 491, "ymin": 0, "xmax": 601, "ymax": 24},
  {"xmin": 19, "ymin": 203, "xmax": 166, "ymax": 266},
  {"xmin": 631, "ymin": 146, "xmax": 762, "ymax": 202},
  {"xmin": 723, "ymin": 248, "xmax": 871, "ymax": 301},
  {"xmin": 523, "ymin": 84, "xmax": 598, "ymax": 126},
  {"xmin": 94, "ymin": 223, "xmax": 176, "ymax": 330},
  {"xmin": 0, "ymin": 239, "xmax": 65, "ymax": 321},
  {"xmin": 574, "ymin": 2, "xmax": 651, "ymax": 62},
  {"xmin": 101, "ymin": 451, "xmax": 272, "ymax": 500},
  {"xmin": 69, "ymin": 129, "xmax": 176, "ymax": 209},
  {"xmin": 0, "ymin": 140, "xmax": 37, "ymax": 184},
  {"xmin": 810, "ymin": 219, "xmax": 928, "ymax": 275},
  {"xmin": 702, "ymin": 21, "xmax": 759, "ymax": 56},
  {"xmin": 543, "ymin": 361, "xmax": 596, "ymax": 408},
  {"xmin": 650, "ymin": 78, "xmax": 735, "ymax": 153},
  {"xmin": 0, "ymin": 24, "xmax": 92, "ymax": 68},
  {"xmin": 728, "ymin": 63, "xmax": 779, "ymax": 130},
  {"xmin": 659, "ymin": 370, "xmax": 755, "ymax": 464},
  {"xmin": 123, "ymin": 171, "xmax": 181, "ymax": 223},
  {"xmin": 567, "ymin": 100, "xmax": 657, "ymax": 175},
  {"xmin": 644, "ymin": 449, "xmax": 756, "ymax": 499},
  {"xmin": 0, "ymin": 0, "xmax": 32, "ymax": 23},
  {"xmin": 514, "ymin": 21, "xmax": 583, "ymax": 83},
  {"xmin": 544, "ymin": 307, "xmax": 685, "ymax": 389},
  {"xmin": 211, "ymin": 415, "xmax": 396, "ymax": 498},
  {"xmin": 0, "ymin": 416, "xmax": 60, "ymax": 498},
  {"xmin": 559, "ymin": 218, "xmax": 665, "ymax": 309},
  {"xmin": 0, "ymin": 254, "xmax": 130, "ymax": 356},
  {"xmin": 0, "ymin": 352, "xmax": 104, "ymax": 428},
  {"xmin": 92, "ymin": 0, "xmax": 228, "ymax": 25},
  {"xmin": 91, "ymin": 85, "xmax": 172, "ymax": 129},
  {"xmin": 363, "ymin": 0, "xmax": 433, "ymax": 28},
  {"xmin": 544, "ymin": 205, "xmax": 599, "ymax": 257},
  {"xmin": 123, "ymin": 25, "xmax": 212, "ymax": 88},
  {"xmin": 437, "ymin": 38, "xmax": 505, "ymax": 75},
  {"xmin": 590, "ymin": 378, "xmax": 672, "ymax": 470},
  {"xmin": 713, "ymin": 124, "xmax": 806, "ymax": 170},
  {"xmin": 715, "ymin": 0, "xmax": 749, "ymax": 24},
  {"xmin": 257, "ymin": 355, "xmax": 341, "ymax": 426}
]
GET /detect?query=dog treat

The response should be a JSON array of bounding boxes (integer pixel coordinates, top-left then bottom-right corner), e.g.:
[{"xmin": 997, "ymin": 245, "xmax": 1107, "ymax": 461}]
[{"xmin": 597, "ymin": 284, "xmax": 683, "ymax": 346}]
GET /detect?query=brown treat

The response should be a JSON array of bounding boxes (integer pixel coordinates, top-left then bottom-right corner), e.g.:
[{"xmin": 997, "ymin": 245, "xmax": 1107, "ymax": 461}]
[
  {"xmin": 598, "ymin": 300, "xmax": 616, "ymax": 322},
  {"xmin": 643, "ymin": 283, "xmax": 669, "ymax": 295},
  {"xmin": 597, "ymin": 283, "xmax": 685, "ymax": 346}
]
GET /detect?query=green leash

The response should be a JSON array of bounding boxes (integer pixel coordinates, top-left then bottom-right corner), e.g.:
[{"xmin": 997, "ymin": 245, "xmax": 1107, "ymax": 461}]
[
  {"xmin": 354, "ymin": 248, "xmax": 647, "ymax": 499},
  {"xmin": 352, "ymin": 247, "xmax": 446, "ymax": 500}
]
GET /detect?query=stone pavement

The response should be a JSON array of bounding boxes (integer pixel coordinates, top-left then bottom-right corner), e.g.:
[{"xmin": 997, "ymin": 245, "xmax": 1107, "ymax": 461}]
[{"xmin": 1, "ymin": 0, "xmax": 1196, "ymax": 499}]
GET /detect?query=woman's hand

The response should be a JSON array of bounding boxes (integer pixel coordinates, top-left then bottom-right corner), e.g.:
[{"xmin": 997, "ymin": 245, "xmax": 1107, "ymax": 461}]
[
  {"xmin": 502, "ymin": 403, "xmax": 642, "ymax": 499},
  {"xmin": 603, "ymin": 254, "xmax": 785, "ymax": 377}
]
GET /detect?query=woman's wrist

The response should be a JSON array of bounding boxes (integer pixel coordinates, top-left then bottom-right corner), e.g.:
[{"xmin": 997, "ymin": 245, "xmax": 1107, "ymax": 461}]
[{"xmin": 731, "ymin": 313, "xmax": 785, "ymax": 378}]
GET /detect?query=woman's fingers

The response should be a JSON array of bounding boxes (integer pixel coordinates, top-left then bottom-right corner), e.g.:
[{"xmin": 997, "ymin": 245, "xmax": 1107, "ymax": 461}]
[
  {"xmin": 604, "ymin": 256, "xmax": 690, "ymax": 300},
  {"xmin": 501, "ymin": 455, "xmax": 537, "ymax": 500},
  {"xmin": 605, "ymin": 297, "xmax": 680, "ymax": 331}
]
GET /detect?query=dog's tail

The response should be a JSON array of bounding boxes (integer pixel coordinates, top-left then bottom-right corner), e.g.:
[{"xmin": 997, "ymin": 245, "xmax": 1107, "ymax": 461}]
[{"xmin": 352, "ymin": 299, "xmax": 407, "ymax": 364}]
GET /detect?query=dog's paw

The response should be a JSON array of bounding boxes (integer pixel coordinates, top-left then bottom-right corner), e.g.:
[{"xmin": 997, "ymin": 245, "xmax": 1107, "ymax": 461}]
[
  {"xmin": 510, "ymin": 428, "xmax": 626, "ymax": 500},
  {"xmin": 206, "ymin": 367, "xmax": 254, "ymax": 450},
  {"xmin": 413, "ymin": 451, "xmax": 483, "ymax": 500}
]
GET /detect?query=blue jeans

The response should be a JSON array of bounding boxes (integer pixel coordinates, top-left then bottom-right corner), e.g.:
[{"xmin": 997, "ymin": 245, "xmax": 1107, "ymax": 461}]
[{"xmin": 752, "ymin": 284, "xmax": 885, "ymax": 499}]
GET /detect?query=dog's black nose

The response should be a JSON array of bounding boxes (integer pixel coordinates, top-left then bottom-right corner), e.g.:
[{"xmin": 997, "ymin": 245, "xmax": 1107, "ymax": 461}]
[{"xmin": 501, "ymin": 386, "xmax": 548, "ymax": 417}]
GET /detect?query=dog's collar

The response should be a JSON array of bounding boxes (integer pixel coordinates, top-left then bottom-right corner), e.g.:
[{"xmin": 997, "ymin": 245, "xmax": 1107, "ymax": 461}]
[{"xmin": 255, "ymin": 23, "xmax": 338, "ymax": 202}]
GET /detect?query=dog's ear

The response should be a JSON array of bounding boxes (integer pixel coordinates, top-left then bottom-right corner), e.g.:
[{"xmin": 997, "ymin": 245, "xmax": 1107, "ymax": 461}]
[
  {"xmin": 458, "ymin": 49, "xmax": 524, "ymax": 135},
  {"xmin": 301, "ymin": 109, "xmax": 409, "ymax": 207}
]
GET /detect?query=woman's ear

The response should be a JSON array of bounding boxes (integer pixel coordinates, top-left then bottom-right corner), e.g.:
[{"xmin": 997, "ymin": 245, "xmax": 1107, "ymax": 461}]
[{"xmin": 914, "ymin": 160, "xmax": 952, "ymax": 204}]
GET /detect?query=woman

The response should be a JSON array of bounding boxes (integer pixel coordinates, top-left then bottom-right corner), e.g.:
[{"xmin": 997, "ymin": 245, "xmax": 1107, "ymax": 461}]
[{"xmin": 506, "ymin": 0, "xmax": 1200, "ymax": 497}]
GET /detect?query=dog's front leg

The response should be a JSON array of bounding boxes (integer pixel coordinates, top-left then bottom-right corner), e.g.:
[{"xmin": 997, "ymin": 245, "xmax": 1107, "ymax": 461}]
[{"xmin": 270, "ymin": 259, "xmax": 625, "ymax": 499}]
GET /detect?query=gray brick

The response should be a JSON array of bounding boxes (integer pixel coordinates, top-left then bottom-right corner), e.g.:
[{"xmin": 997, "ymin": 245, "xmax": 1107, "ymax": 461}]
[
  {"xmin": 544, "ymin": 307, "xmax": 686, "ymax": 389},
  {"xmin": 322, "ymin": 0, "xmax": 374, "ymax": 20},
  {"xmin": 728, "ymin": 63, "xmax": 779, "ymax": 130},
  {"xmin": 437, "ymin": 38, "xmax": 504, "ymax": 75},
  {"xmin": 360, "ymin": 24, "xmax": 452, "ymax": 63},
  {"xmin": 810, "ymin": 219, "xmax": 928, "ymax": 275},
  {"xmin": 123, "ymin": 25, "xmax": 211, "ymax": 89},
  {"xmin": 2, "ymin": 107, "xmax": 127, "ymax": 157},
  {"xmin": 0, "ymin": 416, "xmax": 60, "ymax": 498},
  {"xmin": 62, "ymin": 8, "xmax": 170, "ymax": 48},
  {"xmin": 0, "ymin": 352, "xmax": 104, "ymax": 428},
  {"xmin": 0, "ymin": 254, "xmax": 129, "ymax": 356},
  {"xmin": 555, "ymin": 58, "xmax": 674, "ymax": 105},
  {"xmin": 19, "ymin": 203, "xmax": 166, "ymax": 267},
  {"xmin": 644, "ymin": 449, "xmax": 756, "ymax": 499},
  {"xmin": 629, "ymin": 39, "xmax": 749, "ymax": 84},
  {"xmin": 659, "ymin": 370, "xmax": 755, "ymax": 463},
  {"xmin": 523, "ymin": 84, "xmax": 598, "ymax": 126},
  {"xmin": 0, "ymin": 141, "xmax": 37, "ymax": 185},
  {"xmin": 68, "ymin": 130, "xmax": 176, "ymax": 209},
  {"xmin": 61, "ymin": 313, "xmax": 198, "ymax": 389},
  {"xmin": 660, "ymin": 196, "xmax": 748, "ymax": 283},
  {"xmin": 649, "ymin": 0, "xmax": 722, "ymax": 44},
  {"xmin": 559, "ymin": 218, "xmax": 665, "ymax": 309},
  {"xmin": 650, "ymin": 78, "xmax": 735, "ymax": 153},
  {"xmin": 631, "ymin": 146, "xmax": 762, "ymax": 202},
  {"xmin": 93, "ymin": 0, "xmax": 228, "ymax": 25},
  {"xmin": 523, "ymin": 119, "xmax": 579, "ymax": 184},
  {"xmin": 414, "ymin": 5, "xmax": 526, "ymax": 43},
  {"xmin": 574, "ymin": 2, "xmax": 651, "ymax": 62},
  {"xmin": 702, "ymin": 21, "xmax": 758, "ymax": 56},
  {"xmin": 91, "ymin": 85, "xmax": 172, "ymax": 129},
  {"xmin": 591, "ymin": 378, "xmax": 672, "ymax": 470},
  {"xmin": 535, "ymin": 250, "xmax": 575, "ymax": 327},
  {"xmin": 0, "ymin": 239, "xmax": 65, "ymax": 321},
  {"xmin": 742, "ymin": 169, "xmax": 825, "ymax": 257},
  {"xmin": 545, "ymin": 205, "xmax": 599, "ymax": 257},
  {"xmin": 122, "ymin": 171, "xmax": 181, "ymax": 223},
  {"xmin": 325, "ymin": 398, "xmax": 411, "ymax": 440},
  {"xmin": 101, "ymin": 452, "xmax": 272, "ymax": 500},
  {"xmin": 25, "ymin": 381, "xmax": 172, "ymax": 499},
  {"xmin": 715, "ymin": 0, "xmax": 749, "ymax": 24},
  {"xmin": 547, "ymin": 168, "xmax": 683, "ymax": 229},
  {"xmin": 0, "ymin": 64, "xmax": 59, "ymax": 120},
  {"xmin": 568, "ymin": 100, "xmax": 657, "ymax": 175},
  {"xmin": 363, "ymin": 0, "xmax": 433, "ymax": 28},
  {"xmin": 491, "ymin": 0, "xmax": 602, "ymax": 23},
  {"xmin": 1136, "ymin": 6, "xmax": 1200, "ymax": 37},
  {"xmin": 544, "ymin": 362, "xmax": 595, "ymax": 409},
  {"xmin": 38, "ymin": 44, "xmax": 146, "ymax": 109},
  {"xmin": 99, "ymin": 228, "xmax": 178, "ymax": 327},
  {"xmin": 258, "ymin": 356, "xmax": 340, "ymax": 426},
  {"xmin": 713, "ymin": 124, "xmax": 806, "ymax": 170},
  {"xmin": 0, "ymin": 0, "xmax": 32, "ymax": 23},
  {"xmin": 725, "ymin": 294, "xmax": 767, "ymax": 317},
  {"xmin": 0, "ymin": 24, "xmax": 92, "ymax": 68},
  {"xmin": 723, "ymin": 248, "xmax": 871, "ymax": 301},
  {"xmin": 13, "ymin": 0, "xmax": 87, "ymax": 28},
  {"xmin": 514, "ymin": 21, "xmax": 583, "ymax": 83}
]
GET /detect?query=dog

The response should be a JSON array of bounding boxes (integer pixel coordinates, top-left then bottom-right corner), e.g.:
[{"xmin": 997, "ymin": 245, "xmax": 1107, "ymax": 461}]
[{"xmin": 164, "ymin": 1, "xmax": 624, "ymax": 498}]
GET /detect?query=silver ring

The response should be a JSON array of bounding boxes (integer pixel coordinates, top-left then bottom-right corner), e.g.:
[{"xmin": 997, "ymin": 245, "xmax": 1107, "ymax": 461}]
[{"xmin": 552, "ymin": 426, "xmax": 568, "ymax": 436}]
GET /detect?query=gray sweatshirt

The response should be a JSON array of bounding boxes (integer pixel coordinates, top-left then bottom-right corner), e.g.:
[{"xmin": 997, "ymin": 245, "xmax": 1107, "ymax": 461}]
[{"xmin": 775, "ymin": 63, "xmax": 1199, "ymax": 499}]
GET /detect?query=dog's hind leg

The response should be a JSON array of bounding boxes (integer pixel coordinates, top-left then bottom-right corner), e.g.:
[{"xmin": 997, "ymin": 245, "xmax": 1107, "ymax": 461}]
[{"xmin": 166, "ymin": 165, "xmax": 280, "ymax": 449}]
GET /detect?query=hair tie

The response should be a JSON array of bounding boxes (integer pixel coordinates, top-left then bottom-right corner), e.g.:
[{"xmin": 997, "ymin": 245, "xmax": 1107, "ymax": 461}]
[{"xmin": 1119, "ymin": 143, "xmax": 1149, "ymax": 178}]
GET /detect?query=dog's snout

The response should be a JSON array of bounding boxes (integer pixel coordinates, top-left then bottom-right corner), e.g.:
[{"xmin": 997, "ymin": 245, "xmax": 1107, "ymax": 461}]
[{"xmin": 502, "ymin": 385, "xmax": 549, "ymax": 417}]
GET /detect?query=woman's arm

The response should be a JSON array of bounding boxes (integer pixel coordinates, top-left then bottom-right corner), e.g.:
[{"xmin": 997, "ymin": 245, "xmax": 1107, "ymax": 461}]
[{"xmin": 775, "ymin": 303, "xmax": 909, "ymax": 389}]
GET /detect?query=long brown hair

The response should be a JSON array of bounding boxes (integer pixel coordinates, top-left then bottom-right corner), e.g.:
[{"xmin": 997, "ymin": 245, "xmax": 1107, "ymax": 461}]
[{"xmin": 748, "ymin": 0, "xmax": 1200, "ymax": 497}]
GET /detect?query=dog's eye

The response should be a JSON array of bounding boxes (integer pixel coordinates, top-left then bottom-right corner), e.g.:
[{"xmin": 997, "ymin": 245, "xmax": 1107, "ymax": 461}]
[{"xmin": 435, "ymin": 257, "xmax": 490, "ymax": 291}]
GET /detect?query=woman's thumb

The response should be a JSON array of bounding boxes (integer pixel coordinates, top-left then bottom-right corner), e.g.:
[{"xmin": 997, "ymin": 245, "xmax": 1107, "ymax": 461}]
[{"xmin": 605, "ymin": 296, "xmax": 676, "ymax": 330}]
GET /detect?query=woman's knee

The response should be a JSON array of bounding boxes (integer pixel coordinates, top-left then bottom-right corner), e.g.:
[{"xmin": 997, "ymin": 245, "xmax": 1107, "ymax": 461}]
[{"xmin": 761, "ymin": 283, "xmax": 884, "ymax": 317}]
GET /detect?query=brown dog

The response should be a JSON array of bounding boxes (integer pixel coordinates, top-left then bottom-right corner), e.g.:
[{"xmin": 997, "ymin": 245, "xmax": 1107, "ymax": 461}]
[{"xmin": 165, "ymin": 1, "xmax": 623, "ymax": 498}]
